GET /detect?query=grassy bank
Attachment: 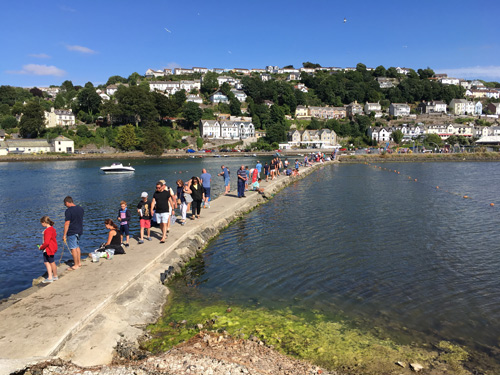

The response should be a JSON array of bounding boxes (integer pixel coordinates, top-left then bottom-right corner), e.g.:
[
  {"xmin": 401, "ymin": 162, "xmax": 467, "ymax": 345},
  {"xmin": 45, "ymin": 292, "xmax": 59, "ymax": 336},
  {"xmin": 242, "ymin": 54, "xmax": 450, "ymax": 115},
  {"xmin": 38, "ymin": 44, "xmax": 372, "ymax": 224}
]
[{"xmin": 338, "ymin": 152, "xmax": 500, "ymax": 163}]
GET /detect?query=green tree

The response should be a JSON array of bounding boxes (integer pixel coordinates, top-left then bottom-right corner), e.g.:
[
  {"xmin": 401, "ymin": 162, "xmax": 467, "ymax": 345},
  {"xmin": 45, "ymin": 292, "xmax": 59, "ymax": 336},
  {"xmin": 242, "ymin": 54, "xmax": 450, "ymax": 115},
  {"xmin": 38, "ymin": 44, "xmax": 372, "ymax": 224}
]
[
  {"xmin": 373, "ymin": 65, "xmax": 387, "ymax": 77},
  {"xmin": 0, "ymin": 86, "xmax": 18, "ymax": 106},
  {"xmin": 391, "ymin": 129, "xmax": 404, "ymax": 145},
  {"xmin": 142, "ymin": 124, "xmax": 167, "ymax": 156},
  {"xmin": 302, "ymin": 62, "xmax": 321, "ymax": 68},
  {"xmin": 113, "ymin": 85, "xmax": 158, "ymax": 126},
  {"xmin": 127, "ymin": 72, "xmax": 142, "ymax": 86},
  {"xmin": 307, "ymin": 117, "xmax": 321, "ymax": 130},
  {"xmin": 1, "ymin": 115, "xmax": 18, "ymax": 130},
  {"xmin": 19, "ymin": 102, "xmax": 45, "ymax": 138},
  {"xmin": 196, "ymin": 137, "xmax": 203, "ymax": 150},
  {"xmin": 182, "ymin": 101, "xmax": 202, "ymax": 128},
  {"xmin": 229, "ymin": 97, "xmax": 241, "ymax": 116},
  {"xmin": 201, "ymin": 71, "xmax": 219, "ymax": 94},
  {"xmin": 60, "ymin": 80, "xmax": 75, "ymax": 92},
  {"xmin": 77, "ymin": 85, "xmax": 101, "ymax": 115},
  {"xmin": 76, "ymin": 124, "xmax": 92, "ymax": 138},
  {"xmin": 54, "ymin": 93, "xmax": 66, "ymax": 108},
  {"xmin": 116, "ymin": 124, "xmax": 138, "ymax": 150},
  {"xmin": 423, "ymin": 133, "xmax": 443, "ymax": 147},
  {"xmin": 418, "ymin": 67, "xmax": 435, "ymax": 80},
  {"xmin": 106, "ymin": 75, "xmax": 127, "ymax": 86},
  {"xmin": 266, "ymin": 105, "xmax": 287, "ymax": 143}
]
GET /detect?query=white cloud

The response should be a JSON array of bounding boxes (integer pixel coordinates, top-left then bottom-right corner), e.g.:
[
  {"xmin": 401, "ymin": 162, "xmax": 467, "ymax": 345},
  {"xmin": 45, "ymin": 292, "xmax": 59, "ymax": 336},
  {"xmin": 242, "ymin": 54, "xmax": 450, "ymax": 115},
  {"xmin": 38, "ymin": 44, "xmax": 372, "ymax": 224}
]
[
  {"xmin": 29, "ymin": 53, "xmax": 51, "ymax": 59},
  {"xmin": 66, "ymin": 45, "xmax": 97, "ymax": 54},
  {"xmin": 436, "ymin": 66, "xmax": 500, "ymax": 80},
  {"xmin": 6, "ymin": 64, "xmax": 66, "ymax": 77}
]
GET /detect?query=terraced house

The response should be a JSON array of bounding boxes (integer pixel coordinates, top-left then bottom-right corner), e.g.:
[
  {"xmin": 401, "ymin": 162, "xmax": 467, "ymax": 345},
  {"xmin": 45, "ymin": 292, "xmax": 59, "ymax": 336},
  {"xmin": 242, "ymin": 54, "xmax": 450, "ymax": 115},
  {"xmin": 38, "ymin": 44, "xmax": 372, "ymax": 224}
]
[{"xmin": 199, "ymin": 120, "xmax": 255, "ymax": 140}]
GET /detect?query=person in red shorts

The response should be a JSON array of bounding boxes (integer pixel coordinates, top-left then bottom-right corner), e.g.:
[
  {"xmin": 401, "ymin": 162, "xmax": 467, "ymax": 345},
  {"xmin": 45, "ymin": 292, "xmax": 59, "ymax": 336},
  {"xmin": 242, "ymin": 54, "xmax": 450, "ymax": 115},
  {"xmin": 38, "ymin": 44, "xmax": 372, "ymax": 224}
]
[{"xmin": 137, "ymin": 192, "xmax": 153, "ymax": 244}]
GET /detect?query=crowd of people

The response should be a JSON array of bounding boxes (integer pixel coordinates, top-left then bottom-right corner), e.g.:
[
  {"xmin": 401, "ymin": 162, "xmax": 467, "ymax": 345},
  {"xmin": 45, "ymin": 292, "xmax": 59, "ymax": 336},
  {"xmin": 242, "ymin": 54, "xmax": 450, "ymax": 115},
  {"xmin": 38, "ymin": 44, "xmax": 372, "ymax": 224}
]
[{"xmin": 36, "ymin": 153, "xmax": 333, "ymax": 283}]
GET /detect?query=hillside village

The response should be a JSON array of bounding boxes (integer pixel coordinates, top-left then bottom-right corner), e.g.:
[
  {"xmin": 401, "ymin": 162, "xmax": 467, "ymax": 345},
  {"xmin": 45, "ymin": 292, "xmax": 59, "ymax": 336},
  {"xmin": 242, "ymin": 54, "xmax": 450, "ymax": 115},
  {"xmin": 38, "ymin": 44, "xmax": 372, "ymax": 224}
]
[{"xmin": 1, "ymin": 63, "xmax": 500, "ymax": 155}]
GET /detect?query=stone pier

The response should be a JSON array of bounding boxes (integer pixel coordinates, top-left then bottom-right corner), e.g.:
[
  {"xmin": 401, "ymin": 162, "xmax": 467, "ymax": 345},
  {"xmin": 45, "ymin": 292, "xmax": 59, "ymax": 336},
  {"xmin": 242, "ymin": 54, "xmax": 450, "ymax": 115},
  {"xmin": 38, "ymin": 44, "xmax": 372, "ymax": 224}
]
[{"xmin": 0, "ymin": 161, "xmax": 333, "ymax": 375}]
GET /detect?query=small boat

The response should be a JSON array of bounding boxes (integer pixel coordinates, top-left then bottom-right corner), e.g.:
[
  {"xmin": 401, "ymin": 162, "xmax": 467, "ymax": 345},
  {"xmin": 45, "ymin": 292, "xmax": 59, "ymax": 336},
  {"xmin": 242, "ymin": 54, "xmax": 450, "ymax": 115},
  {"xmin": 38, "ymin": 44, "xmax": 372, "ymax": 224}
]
[{"xmin": 100, "ymin": 163, "xmax": 135, "ymax": 174}]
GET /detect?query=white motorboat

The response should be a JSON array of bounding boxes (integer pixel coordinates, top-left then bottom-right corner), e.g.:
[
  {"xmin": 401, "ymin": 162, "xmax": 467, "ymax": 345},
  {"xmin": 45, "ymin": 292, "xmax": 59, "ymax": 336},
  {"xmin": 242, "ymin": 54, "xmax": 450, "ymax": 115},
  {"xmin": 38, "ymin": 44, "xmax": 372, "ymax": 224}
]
[{"xmin": 100, "ymin": 163, "xmax": 135, "ymax": 174}]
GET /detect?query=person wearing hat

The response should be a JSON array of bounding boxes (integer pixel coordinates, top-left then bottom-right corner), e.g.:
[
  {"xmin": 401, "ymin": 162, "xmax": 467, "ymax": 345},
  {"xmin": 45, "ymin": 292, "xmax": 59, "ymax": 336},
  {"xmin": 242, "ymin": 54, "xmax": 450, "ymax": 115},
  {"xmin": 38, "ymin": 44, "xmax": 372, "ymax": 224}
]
[{"xmin": 137, "ymin": 191, "xmax": 153, "ymax": 244}]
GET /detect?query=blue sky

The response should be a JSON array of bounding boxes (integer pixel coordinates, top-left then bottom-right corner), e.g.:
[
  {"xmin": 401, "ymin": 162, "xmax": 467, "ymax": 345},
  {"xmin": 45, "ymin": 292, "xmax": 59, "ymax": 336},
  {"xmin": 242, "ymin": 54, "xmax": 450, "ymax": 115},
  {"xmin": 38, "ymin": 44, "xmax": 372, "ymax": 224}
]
[{"xmin": 1, "ymin": 0, "xmax": 499, "ymax": 87}]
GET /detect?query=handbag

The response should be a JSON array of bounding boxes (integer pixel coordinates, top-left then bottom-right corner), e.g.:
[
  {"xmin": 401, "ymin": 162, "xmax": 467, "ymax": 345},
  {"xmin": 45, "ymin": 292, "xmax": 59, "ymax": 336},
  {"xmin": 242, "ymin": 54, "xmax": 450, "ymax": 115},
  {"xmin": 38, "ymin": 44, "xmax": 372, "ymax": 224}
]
[{"xmin": 184, "ymin": 193, "xmax": 193, "ymax": 203}]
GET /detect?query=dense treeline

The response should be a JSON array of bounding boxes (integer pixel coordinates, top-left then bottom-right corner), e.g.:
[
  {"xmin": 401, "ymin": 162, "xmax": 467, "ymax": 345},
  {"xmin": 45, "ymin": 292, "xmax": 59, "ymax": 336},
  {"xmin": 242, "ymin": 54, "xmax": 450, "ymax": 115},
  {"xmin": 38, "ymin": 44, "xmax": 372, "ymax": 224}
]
[{"xmin": 0, "ymin": 62, "xmax": 486, "ymax": 151}]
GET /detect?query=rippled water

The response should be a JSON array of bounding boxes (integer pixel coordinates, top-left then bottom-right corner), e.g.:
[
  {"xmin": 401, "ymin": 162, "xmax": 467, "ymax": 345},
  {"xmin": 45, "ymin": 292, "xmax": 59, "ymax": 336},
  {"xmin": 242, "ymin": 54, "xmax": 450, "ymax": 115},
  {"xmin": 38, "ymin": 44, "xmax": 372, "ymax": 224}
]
[
  {"xmin": 176, "ymin": 162, "xmax": 500, "ymax": 358},
  {"xmin": 0, "ymin": 156, "xmax": 266, "ymax": 299}
]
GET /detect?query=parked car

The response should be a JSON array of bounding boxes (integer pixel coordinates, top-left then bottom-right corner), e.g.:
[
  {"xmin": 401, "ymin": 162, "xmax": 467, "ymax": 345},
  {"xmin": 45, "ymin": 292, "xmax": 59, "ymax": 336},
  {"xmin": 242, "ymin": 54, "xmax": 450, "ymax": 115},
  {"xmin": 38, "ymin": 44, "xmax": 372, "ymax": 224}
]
[{"xmin": 186, "ymin": 149, "xmax": 196, "ymax": 153}]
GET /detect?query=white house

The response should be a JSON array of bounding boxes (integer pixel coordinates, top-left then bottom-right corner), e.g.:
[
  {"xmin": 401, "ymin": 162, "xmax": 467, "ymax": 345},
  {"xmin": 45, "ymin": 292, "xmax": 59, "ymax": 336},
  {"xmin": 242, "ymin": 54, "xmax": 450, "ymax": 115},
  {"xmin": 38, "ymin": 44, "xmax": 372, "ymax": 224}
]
[
  {"xmin": 389, "ymin": 103, "xmax": 411, "ymax": 117},
  {"xmin": 439, "ymin": 77, "xmax": 460, "ymax": 85},
  {"xmin": 4, "ymin": 137, "xmax": 74, "ymax": 154},
  {"xmin": 200, "ymin": 120, "xmax": 220, "ymax": 138},
  {"xmin": 187, "ymin": 95, "xmax": 203, "ymax": 104},
  {"xmin": 44, "ymin": 108, "xmax": 76, "ymax": 128},
  {"xmin": 193, "ymin": 67, "xmax": 208, "ymax": 74},
  {"xmin": 175, "ymin": 68, "xmax": 195, "ymax": 75},
  {"xmin": 209, "ymin": 91, "xmax": 229, "ymax": 104},
  {"xmin": 475, "ymin": 101, "xmax": 483, "ymax": 115},
  {"xmin": 51, "ymin": 135, "xmax": 74, "ymax": 153},
  {"xmin": 230, "ymin": 89, "xmax": 247, "ymax": 102},
  {"xmin": 370, "ymin": 127, "xmax": 392, "ymax": 142},
  {"xmin": 199, "ymin": 120, "xmax": 254, "ymax": 139}
]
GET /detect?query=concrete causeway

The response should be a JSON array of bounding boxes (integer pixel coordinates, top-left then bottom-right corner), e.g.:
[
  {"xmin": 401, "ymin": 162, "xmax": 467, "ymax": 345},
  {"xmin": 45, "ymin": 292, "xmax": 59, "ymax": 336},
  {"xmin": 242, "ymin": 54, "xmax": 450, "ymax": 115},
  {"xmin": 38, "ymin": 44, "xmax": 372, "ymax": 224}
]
[{"xmin": 0, "ymin": 161, "xmax": 332, "ymax": 375}]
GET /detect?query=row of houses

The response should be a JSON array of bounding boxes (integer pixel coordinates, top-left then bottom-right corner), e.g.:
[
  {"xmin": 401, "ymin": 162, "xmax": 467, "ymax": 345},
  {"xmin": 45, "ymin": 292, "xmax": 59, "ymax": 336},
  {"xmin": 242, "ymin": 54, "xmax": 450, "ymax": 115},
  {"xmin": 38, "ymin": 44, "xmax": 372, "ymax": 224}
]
[
  {"xmin": 199, "ymin": 118, "xmax": 255, "ymax": 139},
  {"xmin": 287, "ymin": 129, "xmax": 338, "ymax": 148},
  {"xmin": 369, "ymin": 123, "xmax": 500, "ymax": 142},
  {"xmin": 296, "ymin": 100, "xmax": 489, "ymax": 120},
  {"xmin": 295, "ymin": 102, "xmax": 411, "ymax": 119},
  {"xmin": 0, "ymin": 136, "xmax": 74, "ymax": 156}
]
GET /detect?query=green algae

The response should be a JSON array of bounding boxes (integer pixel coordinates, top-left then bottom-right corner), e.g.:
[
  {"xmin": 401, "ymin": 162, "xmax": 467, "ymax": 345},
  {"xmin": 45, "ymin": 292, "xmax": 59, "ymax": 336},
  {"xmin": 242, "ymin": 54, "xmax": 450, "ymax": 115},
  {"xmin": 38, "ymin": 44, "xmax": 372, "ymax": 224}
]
[{"xmin": 143, "ymin": 289, "xmax": 477, "ymax": 375}]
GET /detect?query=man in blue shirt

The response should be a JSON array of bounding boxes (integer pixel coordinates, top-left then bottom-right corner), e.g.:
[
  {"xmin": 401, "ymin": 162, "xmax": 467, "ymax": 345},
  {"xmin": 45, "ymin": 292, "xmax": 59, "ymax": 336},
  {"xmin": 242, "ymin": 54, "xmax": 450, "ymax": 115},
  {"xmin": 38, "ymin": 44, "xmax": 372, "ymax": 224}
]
[
  {"xmin": 237, "ymin": 165, "xmax": 247, "ymax": 198},
  {"xmin": 255, "ymin": 161, "xmax": 262, "ymax": 179},
  {"xmin": 63, "ymin": 196, "xmax": 84, "ymax": 271},
  {"xmin": 200, "ymin": 168, "xmax": 211, "ymax": 208},
  {"xmin": 218, "ymin": 165, "xmax": 230, "ymax": 195}
]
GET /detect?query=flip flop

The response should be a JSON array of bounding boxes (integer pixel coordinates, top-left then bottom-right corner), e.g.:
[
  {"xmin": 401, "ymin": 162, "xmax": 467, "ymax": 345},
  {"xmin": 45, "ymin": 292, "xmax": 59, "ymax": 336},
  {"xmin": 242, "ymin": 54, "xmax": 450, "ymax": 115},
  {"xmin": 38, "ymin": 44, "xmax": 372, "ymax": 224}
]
[{"xmin": 66, "ymin": 266, "xmax": 77, "ymax": 271}]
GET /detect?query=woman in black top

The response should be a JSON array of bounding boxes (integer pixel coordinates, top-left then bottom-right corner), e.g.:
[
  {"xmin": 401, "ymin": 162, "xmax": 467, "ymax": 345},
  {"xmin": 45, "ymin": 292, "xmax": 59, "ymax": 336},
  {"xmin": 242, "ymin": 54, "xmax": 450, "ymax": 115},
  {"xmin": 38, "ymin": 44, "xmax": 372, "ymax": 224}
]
[
  {"xmin": 186, "ymin": 176, "xmax": 204, "ymax": 219},
  {"xmin": 104, "ymin": 219, "xmax": 125, "ymax": 254}
]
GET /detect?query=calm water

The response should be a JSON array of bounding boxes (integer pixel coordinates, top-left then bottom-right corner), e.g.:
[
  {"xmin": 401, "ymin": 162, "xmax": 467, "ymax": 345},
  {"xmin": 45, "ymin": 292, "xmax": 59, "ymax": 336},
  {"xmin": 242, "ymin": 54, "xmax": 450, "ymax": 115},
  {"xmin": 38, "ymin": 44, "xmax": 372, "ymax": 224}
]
[
  {"xmin": 2, "ymin": 159, "xmax": 500, "ymax": 362},
  {"xmin": 0, "ymin": 156, "xmax": 267, "ymax": 299},
  {"xmin": 172, "ymin": 162, "xmax": 500, "ymax": 359}
]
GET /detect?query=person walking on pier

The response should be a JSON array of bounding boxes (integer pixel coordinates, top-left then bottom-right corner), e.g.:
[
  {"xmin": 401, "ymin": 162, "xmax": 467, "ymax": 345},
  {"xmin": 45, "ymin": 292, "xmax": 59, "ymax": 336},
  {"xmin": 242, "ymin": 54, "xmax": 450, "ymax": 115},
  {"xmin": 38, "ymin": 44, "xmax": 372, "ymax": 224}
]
[
  {"xmin": 63, "ymin": 196, "xmax": 84, "ymax": 271},
  {"xmin": 151, "ymin": 180, "xmax": 175, "ymax": 243},
  {"xmin": 200, "ymin": 168, "xmax": 211, "ymax": 208},
  {"xmin": 237, "ymin": 165, "xmax": 247, "ymax": 198}
]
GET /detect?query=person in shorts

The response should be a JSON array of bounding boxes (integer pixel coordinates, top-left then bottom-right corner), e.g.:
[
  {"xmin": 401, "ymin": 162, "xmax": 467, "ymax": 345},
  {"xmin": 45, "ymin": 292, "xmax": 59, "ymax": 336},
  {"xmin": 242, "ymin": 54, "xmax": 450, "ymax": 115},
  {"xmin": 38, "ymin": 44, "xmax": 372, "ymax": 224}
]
[
  {"xmin": 137, "ymin": 192, "xmax": 153, "ymax": 244},
  {"xmin": 151, "ymin": 180, "xmax": 175, "ymax": 243},
  {"xmin": 218, "ymin": 165, "xmax": 230, "ymax": 195},
  {"xmin": 200, "ymin": 168, "xmax": 211, "ymax": 208},
  {"xmin": 63, "ymin": 196, "xmax": 84, "ymax": 271}
]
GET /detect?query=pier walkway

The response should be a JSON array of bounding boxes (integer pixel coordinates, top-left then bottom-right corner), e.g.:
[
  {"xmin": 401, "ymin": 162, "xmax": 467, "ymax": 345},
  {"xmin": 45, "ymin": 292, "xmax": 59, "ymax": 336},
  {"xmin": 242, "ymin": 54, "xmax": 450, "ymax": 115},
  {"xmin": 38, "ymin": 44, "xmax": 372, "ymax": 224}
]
[{"xmin": 0, "ymin": 161, "xmax": 332, "ymax": 375}]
